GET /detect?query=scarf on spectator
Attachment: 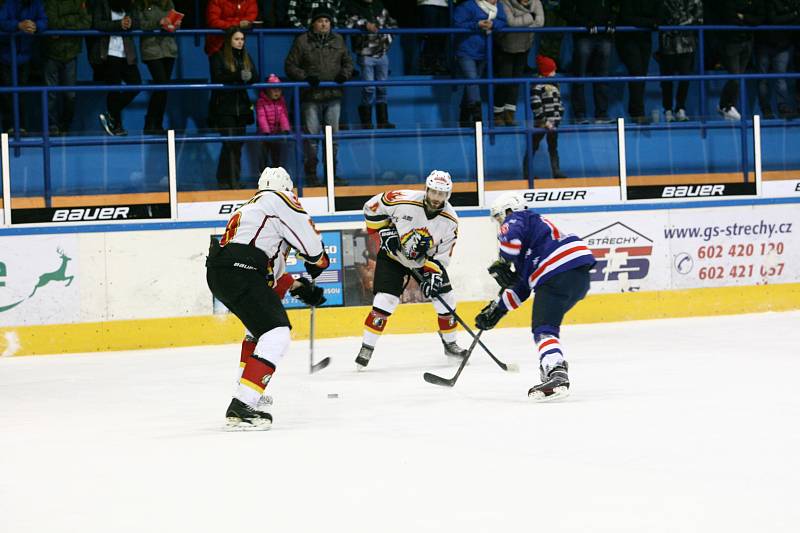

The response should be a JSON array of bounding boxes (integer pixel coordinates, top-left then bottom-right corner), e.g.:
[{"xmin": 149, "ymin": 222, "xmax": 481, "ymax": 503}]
[{"xmin": 476, "ymin": 0, "xmax": 498, "ymax": 19}]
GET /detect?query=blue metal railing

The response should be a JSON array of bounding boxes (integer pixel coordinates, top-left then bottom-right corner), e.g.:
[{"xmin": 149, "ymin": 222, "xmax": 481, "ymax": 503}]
[{"xmin": 1, "ymin": 24, "xmax": 799, "ymax": 203}]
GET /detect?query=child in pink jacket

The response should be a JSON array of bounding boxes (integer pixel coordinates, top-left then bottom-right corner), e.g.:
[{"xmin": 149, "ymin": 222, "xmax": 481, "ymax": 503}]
[{"xmin": 256, "ymin": 74, "xmax": 291, "ymax": 168}]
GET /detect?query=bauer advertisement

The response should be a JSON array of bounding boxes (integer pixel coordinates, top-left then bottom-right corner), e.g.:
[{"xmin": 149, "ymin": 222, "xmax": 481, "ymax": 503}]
[{"xmin": 547, "ymin": 204, "xmax": 799, "ymax": 293}]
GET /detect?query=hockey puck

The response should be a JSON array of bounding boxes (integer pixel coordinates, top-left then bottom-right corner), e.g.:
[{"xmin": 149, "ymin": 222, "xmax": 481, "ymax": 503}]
[{"xmin": 327, "ymin": 393, "xmax": 340, "ymax": 399}]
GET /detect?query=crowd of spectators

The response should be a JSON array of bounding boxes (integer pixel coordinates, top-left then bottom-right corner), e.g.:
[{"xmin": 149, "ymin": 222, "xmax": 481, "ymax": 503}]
[{"xmin": 1, "ymin": 0, "xmax": 800, "ymax": 186}]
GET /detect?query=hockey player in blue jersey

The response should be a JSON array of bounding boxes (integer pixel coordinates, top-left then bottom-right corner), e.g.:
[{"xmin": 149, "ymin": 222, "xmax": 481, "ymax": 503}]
[{"xmin": 475, "ymin": 192, "xmax": 596, "ymax": 401}]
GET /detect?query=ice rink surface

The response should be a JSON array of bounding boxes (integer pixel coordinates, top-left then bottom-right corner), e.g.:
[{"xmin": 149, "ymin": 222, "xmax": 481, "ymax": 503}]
[{"xmin": 2, "ymin": 311, "xmax": 799, "ymax": 533}]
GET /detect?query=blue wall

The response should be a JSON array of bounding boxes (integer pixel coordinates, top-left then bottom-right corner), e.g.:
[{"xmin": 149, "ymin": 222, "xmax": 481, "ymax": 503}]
[{"xmin": 6, "ymin": 32, "xmax": 800, "ymax": 195}]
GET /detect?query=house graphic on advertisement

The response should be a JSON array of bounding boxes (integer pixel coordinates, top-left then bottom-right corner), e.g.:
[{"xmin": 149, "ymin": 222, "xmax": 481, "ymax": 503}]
[{"xmin": 582, "ymin": 222, "xmax": 654, "ymax": 292}]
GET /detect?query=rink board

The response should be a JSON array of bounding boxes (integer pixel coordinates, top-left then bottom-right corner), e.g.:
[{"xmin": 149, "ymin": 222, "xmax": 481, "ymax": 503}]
[{"xmin": 1, "ymin": 199, "xmax": 799, "ymax": 356}]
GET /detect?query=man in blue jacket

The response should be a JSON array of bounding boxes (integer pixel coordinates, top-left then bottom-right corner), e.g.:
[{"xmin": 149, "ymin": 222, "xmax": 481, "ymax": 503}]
[
  {"xmin": 475, "ymin": 192, "xmax": 595, "ymax": 401},
  {"xmin": 0, "ymin": 0, "xmax": 48, "ymax": 134}
]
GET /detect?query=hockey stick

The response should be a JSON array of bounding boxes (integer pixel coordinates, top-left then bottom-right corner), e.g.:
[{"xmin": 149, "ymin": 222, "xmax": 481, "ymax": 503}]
[
  {"xmin": 423, "ymin": 329, "xmax": 484, "ymax": 387},
  {"xmin": 309, "ymin": 283, "xmax": 330, "ymax": 374},
  {"xmin": 410, "ymin": 269, "xmax": 516, "ymax": 372}
]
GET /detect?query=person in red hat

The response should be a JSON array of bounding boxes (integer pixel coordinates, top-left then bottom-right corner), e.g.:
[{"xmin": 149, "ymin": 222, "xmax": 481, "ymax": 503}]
[
  {"xmin": 256, "ymin": 73, "xmax": 291, "ymax": 168},
  {"xmin": 524, "ymin": 54, "xmax": 567, "ymax": 180}
]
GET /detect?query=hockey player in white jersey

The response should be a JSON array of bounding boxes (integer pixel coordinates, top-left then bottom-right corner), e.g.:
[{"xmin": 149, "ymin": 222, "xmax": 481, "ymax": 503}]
[
  {"xmin": 355, "ymin": 170, "xmax": 469, "ymax": 369},
  {"xmin": 206, "ymin": 167, "xmax": 330, "ymax": 430}
]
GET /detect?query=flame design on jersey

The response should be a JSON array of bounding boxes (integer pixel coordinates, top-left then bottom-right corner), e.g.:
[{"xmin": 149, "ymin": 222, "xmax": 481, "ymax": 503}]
[
  {"xmin": 400, "ymin": 228, "xmax": 434, "ymax": 260},
  {"xmin": 384, "ymin": 191, "xmax": 404, "ymax": 202}
]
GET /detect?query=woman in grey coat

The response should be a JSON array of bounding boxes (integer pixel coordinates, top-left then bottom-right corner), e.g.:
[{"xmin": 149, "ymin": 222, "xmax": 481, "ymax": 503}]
[{"xmin": 494, "ymin": 0, "xmax": 544, "ymax": 126}]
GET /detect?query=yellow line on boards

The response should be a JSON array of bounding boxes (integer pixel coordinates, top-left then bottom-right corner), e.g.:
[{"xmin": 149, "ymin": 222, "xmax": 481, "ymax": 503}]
[{"xmin": 1, "ymin": 283, "xmax": 798, "ymax": 357}]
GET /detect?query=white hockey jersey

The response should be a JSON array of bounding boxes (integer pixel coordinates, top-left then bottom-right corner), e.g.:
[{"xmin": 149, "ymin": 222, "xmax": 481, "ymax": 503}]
[
  {"xmin": 220, "ymin": 190, "xmax": 326, "ymax": 283},
  {"xmin": 363, "ymin": 189, "xmax": 459, "ymax": 270}
]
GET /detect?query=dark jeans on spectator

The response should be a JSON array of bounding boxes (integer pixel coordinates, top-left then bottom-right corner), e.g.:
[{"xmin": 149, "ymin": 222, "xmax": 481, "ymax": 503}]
[
  {"xmin": 719, "ymin": 40, "xmax": 753, "ymax": 111},
  {"xmin": 494, "ymin": 48, "xmax": 529, "ymax": 111},
  {"xmin": 616, "ymin": 32, "xmax": 652, "ymax": 118},
  {"xmin": 0, "ymin": 62, "xmax": 31, "ymax": 132},
  {"xmin": 302, "ymin": 99, "xmax": 340, "ymax": 183},
  {"xmin": 144, "ymin": 57, "xmax": 175, "ymax": 130},
  {"xmin": 418, "ymin": 5, "xmax": 449, "ymax": 71},
  {"xmin": 457, "ymin": 56, "xmax": 486, "ymax": 105},
  {"xmin": 103, "ymin": 56, "xmax": 142, "ymax": 127},
  {"xmin": 262, "ymin": 140, "xmax": 283, "ymax": 168},
  {"xmin": 755, "ymin": 43, "xmax": 793, "ymax": 114},
  {"xmin": 570, "ymin": 34, "xmax": 612, "ymax": 120},
  {"xmin": 659, "ymin": 52, "xmax": 694, "ymax": 111},
  {"xmin": 216, "ymin": 114, "xmax": 246, "ymax": 188},
  {"xmin": 44, "ymin": 58, "xmax": 78, "ymax": 132}
]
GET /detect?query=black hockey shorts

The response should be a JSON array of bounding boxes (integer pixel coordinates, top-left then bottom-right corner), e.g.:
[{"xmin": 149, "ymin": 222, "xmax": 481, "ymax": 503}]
[
  {"xmin": 372, "ymin": 250, "xmax": 452, "ymax": 297},
  {"xmin": 206, "ymin": 265, "xmax": 291, "ymax": 339},
  {"xmin": 531, "ymin": 264, "xmax": 592, "ymax": 330}
]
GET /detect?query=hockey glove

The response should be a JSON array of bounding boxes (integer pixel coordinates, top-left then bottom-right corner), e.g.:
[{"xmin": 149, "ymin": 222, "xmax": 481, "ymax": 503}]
[
  {"xmin": 290, "ymin": 277, "xmax": 327, "ymax": 306},
  {"xmin": 302, "ymin": 250, "xmax": 330, "ymax": 279},
  {"xmin": 475, "ymin": 301, "xmax": 507, "ymax": 331},
  {"xmin": 378, "ymin": 226, "xmax": 400, "ymax": 255},
  {"xmin": 488, "ymin": 258, "xmax": 519, "ymax": 288},
  {"xmin": 306, "ymin": 75, "xmax": 320, "ymax": 87},
  {"xmin": 420, "ymin": 272, "xmax": 443, "ymax": 299}
]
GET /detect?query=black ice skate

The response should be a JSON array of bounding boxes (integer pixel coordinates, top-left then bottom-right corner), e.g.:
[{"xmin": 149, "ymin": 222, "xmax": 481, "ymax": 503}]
[
  {"xmin": 439, "ymin": 332, "xmax": 468, "ymax": 360},
  {"xmin": 528, "ymin": 363, "xmax": 570, "ymax": 402},
  {"xmin": 225, "ymin": 398, "xmax": 273, "ymax": 431},
  {"xmin": 355, "ymin": 343, "xmax": 375, "ymax": 370}
]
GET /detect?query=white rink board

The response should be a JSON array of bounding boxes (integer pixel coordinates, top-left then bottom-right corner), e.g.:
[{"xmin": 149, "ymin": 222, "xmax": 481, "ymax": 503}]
[
  {"xmin": 0, "ymin": 202, "xmax": 798, "ymax": 327},
  {"xmin": 0, "ymin": 235, "xmax": 80, "ymax": 326}
]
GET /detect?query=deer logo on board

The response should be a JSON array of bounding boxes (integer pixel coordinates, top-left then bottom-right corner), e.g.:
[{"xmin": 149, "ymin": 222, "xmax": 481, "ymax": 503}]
[{"xmin": 30, "ymin": 248, "xmax": 75, "ymax": 297}]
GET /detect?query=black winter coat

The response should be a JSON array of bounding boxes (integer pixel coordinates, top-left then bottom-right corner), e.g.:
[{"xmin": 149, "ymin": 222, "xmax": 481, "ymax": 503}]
[{"xmin": 208, "ymin": 48, "xmax": 257, "ymax": 128}]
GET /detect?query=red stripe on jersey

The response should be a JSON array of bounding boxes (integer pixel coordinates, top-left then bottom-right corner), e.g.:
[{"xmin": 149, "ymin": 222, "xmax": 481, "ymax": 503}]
[
  {"xmin": 528, "ymin": 244, "xmax": 591, "ymax": 285},
  {"xmin": 541, "ymin": 217, "xmax": 561, "ymax": 239},
  {"xmin": 501, "ymin": 290, "xmax": 521, "ymax": 310},
  {"xmin": 499, "ymin": 239, "xmax": 522, "ymax": 255}
]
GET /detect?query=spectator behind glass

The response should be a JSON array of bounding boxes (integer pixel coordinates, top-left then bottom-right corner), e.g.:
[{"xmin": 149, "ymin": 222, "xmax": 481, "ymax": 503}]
[
  {"xmin": 135, "ymin": 0, "xmax": 180, "ymax": 135},
  {"xmin": 716, "ymin": 0, "xmax": 766, "ymax": 121},
  {"xmin": 524, "ymin": 55, "xmax": 566, "ymax": 180},
  {"xmin": 494, "ymin": 0, "xmax": 544, "ymax": 127},
  {"xmin": 454, "ymin": 0, "xmax": 508, "ymax": 127},
  {"xmin": 209, "ymin": 27, "xmax": 257, "ymax": 189},
  {"xmin": 537, "ymin": 0, "xmax": 566, "ymax": 66},
  {"xmin": 93, "ymin": 0, "xmax": 142, "ymax": 137},
  {"xmin": 284, "ymin": 8, "xmax": 354, "ymax": 186},
  {"xmin": 205, "ymin": 0, "xmax": 258, "ymax": 63},
  {"xmin": 417, "ymin": 0, "xmax": 449, "ymax": 75},
  {"xmin": 754, "ymin": 0, "xmax": 800, "ymax": 119},
  {"xmin": 288, "ymin": 0, "xmax": 343, "ymax": 29},
  {"xmin": 658, "ymin": 0, "xmax": 703, "ymax": 122},
  {"xmin": 0, "ymin": 0, "xmax": 48, "ymax": 135},
  {"xmin": 344, "ymin": 0, "xmax": 398, "ymax": 129},
  {"xmin": 256, "ymin": 74, "xmax": 291, "ymax": 168},
  {"xmin": 615, "ymin": 0, "xmax": 659, "ymax": 124},
  {"xmin": 560, "ymin": 0, "xmax": 615, "ymax": 124},
  {"xmin": 43, "ymin": 0, "xmax": 89, "ymax": 136}
]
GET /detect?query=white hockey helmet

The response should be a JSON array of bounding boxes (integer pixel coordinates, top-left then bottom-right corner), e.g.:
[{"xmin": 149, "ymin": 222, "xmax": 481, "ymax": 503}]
[
  {"xmin": 425, "ymin": 170, "xmax": 453, "ymax": 198},
  {"xmin": 258, "ymin": 166, "xmax": 293, "ymax": 192},
  {"xmin": 490, "ymin": 192, "xmax": 526, "ymax": 223}
]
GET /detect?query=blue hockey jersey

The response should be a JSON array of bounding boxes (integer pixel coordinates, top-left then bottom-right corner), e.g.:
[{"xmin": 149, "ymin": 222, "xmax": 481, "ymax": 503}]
[{"xmin": 496, "ymin": 210, "xmax": 596, "ymax": 311}]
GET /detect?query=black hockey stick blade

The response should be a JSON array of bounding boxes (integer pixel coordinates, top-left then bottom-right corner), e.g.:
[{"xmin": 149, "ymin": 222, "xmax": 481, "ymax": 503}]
[
  {"xmin": 422, "ymin": 330, "xmax": 483, "ymax": 388},
  {"xmin": 311, "ymin": 356, "xmax": 331, "ymax": 373},
  {"xmin": 423, "ymin": 370, "xmax": 457, "ymax": 387}
]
